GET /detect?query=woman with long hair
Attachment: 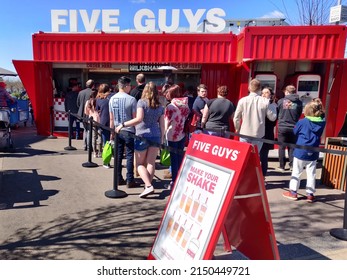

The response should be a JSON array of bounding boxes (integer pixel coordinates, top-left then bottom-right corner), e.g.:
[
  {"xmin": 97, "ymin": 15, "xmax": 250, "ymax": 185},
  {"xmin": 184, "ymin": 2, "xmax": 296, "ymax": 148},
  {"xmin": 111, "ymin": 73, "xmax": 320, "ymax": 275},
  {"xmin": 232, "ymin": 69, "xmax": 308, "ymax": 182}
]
[
  {"xmin": 116, "ymin": 81, "xmax": 165, "ymax": 198},
  {"xmin": 96, "ymin": 83, "xmax": 111, "ymax": 148},
  {"xmin": 259, "ymin": 86, "xmax": 277, "ymax": 180},
  {"xmin": 84, "ymin": 90, "xmax": 101, "ymax": 158}
]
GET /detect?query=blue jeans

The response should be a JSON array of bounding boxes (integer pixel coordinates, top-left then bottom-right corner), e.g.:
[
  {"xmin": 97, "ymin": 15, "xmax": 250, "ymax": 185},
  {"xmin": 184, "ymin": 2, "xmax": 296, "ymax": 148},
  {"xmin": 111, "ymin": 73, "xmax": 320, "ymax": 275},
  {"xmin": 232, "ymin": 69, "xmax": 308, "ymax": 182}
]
[
  {"xmin": 168, "ymin": 136, "xmax": 186, "ymax": 183},
  {"xmin": 117, "ymin": 133, "xmax": 135, "ymax": 183},
  {"xmin": 101, "ymin": 129, "xmax": 110, "ymax": 146}
]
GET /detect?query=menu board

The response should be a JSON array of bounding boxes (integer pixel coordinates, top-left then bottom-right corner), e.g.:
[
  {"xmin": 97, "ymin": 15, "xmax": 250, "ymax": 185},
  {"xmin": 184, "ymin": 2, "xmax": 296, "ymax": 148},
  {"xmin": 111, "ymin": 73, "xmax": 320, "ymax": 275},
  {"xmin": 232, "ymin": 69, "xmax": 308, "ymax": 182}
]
[{"xmin": 151, "ymin": 156, "xmax": 234, "ymax": 260}]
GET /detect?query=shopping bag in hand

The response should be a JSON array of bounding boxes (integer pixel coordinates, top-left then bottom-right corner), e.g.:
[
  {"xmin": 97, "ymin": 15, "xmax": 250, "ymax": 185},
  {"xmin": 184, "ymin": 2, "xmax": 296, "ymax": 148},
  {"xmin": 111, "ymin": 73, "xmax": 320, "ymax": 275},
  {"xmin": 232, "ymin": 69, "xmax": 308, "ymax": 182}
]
[
  {"xmin": 102, "ymin": 141, "xmax": 113, "ymax": 164},
  {"xmin": 160, "ymin": 148, "xmax": 171, "ymax": 166}
]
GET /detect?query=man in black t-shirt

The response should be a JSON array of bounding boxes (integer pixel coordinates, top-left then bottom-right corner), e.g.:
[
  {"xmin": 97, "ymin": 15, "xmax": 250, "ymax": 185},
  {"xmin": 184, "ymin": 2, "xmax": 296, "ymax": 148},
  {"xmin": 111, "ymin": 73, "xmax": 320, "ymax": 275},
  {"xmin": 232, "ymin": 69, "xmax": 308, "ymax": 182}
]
[
  {"xmin": 192, "ymin": 84, "xmax": 208, "ymax": 128},
  {"xmin": 130, "ymin": 73, "xmax": 146, "ymax": 101}
]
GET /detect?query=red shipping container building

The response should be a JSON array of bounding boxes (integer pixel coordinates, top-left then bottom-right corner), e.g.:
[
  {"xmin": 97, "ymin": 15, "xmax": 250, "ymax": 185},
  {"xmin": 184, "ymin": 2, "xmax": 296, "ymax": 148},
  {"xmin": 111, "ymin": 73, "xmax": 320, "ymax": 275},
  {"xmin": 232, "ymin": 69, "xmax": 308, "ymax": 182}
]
[{"xmin": 13, "ymin": 25, "xmax": 347, "ymax": 139}]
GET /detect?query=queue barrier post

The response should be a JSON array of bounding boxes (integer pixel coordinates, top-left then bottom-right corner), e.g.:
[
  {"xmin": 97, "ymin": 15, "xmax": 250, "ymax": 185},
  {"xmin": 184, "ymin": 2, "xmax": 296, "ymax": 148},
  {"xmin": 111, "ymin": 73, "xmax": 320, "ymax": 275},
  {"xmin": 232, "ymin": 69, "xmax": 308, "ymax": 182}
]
[
  {"xmin": 330, "ymin": 156, "xmax": 347, "ymax": 241},
  {"xmin": 64, "ymin": 110, "xmax": 77, "ymax": 151},
  {"xmin": 47, "ymin": 106, "xmax": 57, "ymax": 139},
  {"xmin": 82, "ymin": 116, "xmax": 98, "ymax": 168},
  {"xmin": 105, "ymin": 132, "xmax": 128, "ymax": 198},
  {"xmin": 322, "ymin": 137, "xmax": 347, "ymax": 241},
  {"xmin": 330, "ymin": 186, "xmax": 347, "ymax": 240}
]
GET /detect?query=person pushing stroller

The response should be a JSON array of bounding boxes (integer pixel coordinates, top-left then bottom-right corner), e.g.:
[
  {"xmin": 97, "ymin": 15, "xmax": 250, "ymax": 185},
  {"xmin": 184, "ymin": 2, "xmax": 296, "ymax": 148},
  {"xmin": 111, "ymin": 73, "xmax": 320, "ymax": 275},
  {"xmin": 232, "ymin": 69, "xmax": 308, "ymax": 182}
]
[
  {"xmin": 0, "ymin": 77, "xmax": 15, "ymax": 148},
  {"xmin": 0, "ymin": 77, "xmax": 15, "ymax": 109}
]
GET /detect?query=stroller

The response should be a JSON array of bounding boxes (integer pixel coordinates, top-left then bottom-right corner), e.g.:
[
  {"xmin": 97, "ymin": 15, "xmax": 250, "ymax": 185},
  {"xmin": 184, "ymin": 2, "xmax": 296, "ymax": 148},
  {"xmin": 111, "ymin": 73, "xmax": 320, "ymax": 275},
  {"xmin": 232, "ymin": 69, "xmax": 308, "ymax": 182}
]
[{"xmin": 0, "ymin": 108, "xmax": 13, "ymax": 149}]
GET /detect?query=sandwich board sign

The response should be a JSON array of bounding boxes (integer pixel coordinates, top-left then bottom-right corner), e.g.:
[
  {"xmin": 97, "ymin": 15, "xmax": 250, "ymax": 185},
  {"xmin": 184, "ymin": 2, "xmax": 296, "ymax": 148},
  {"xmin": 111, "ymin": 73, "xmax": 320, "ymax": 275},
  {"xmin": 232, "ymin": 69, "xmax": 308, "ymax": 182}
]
[{"xmin": 148, "ymin": 133, "xmax": 279, "ymax": 260}]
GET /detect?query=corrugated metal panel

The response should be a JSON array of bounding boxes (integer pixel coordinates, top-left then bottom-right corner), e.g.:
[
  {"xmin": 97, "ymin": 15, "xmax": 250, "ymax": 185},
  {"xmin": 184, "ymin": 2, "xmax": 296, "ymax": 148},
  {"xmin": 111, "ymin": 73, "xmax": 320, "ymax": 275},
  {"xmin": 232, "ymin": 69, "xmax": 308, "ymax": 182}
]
[
  {"xmin": 32, "ymin": 33, "xmax": 236, "ymax": 63},
  {"xmin": 201, "ymin": 64, "xmax": 235, "ymax": 99},
  {"xmin": 240, "ymin": 25, "xmax": 347, "ymax": 60},
  {"xmin": 13, "ymin": 60, "xmax": 53, "ymax": 136}
]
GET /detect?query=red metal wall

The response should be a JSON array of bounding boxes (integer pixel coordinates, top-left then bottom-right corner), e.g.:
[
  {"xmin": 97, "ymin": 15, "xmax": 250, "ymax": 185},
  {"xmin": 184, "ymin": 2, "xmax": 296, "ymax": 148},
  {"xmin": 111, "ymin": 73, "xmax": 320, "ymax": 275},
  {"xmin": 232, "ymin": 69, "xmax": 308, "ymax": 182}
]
[
  {"xmin": 17, "ymin": 26, "xmax": 347, "ymax": 137},
  {"xmin": 200, "ymin": 64, "xmax": 236, "ymax": 99},
  {"xmin": 239, "ymin": 25, "xmax": 347, "ymax": 61},
  {"xmin": 33, "ymin": 32, "xmax": 237, "ymax": 64},
  {"xmin": 325, "ymin": 61, "xmax": 347, "ymax": 137},
  {"xmin": 13, "ymin": 60, "xmax": 53, "ymax": 135},
  {"xmin": 336, "ymin": 61, "xmax": 347, "ymax": 136},
  {"xmin": 234, "ymin": 25, "xmax": 347, "ymax": 138}
]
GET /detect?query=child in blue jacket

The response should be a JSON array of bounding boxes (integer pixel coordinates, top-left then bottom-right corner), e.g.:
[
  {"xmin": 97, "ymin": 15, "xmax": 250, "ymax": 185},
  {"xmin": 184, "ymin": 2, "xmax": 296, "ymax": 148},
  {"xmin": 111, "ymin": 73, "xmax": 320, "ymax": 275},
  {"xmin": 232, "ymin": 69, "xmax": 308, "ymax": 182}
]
[{"xmin": 283, "ymin": 98, "xmax": 326, "ymax": 203}]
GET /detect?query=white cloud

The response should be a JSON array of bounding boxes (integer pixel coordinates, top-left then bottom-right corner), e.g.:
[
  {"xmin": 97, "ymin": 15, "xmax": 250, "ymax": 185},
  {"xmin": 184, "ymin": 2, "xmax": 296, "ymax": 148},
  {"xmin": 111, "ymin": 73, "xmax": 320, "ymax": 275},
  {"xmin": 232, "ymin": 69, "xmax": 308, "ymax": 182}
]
[{"xmin": 261, "ymin": 10, "xmax": 285, "ymax": 19}]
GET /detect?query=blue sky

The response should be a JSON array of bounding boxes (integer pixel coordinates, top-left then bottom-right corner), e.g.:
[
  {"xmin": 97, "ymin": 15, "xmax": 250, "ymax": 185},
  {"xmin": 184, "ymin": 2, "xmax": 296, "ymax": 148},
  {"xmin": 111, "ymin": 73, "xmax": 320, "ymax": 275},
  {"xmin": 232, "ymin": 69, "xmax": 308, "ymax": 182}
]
[{"xmin": 0, "ymin": 0, "xmax": 343, "ymax": 73}]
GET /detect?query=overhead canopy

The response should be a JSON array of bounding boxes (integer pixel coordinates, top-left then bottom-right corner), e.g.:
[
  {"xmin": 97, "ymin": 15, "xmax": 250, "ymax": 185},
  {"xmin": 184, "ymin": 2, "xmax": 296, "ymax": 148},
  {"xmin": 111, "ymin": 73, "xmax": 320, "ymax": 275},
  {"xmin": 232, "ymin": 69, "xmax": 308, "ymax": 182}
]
[{"xmin": 0, "ymin": 67, "xmax": 17, "ymax": 76}]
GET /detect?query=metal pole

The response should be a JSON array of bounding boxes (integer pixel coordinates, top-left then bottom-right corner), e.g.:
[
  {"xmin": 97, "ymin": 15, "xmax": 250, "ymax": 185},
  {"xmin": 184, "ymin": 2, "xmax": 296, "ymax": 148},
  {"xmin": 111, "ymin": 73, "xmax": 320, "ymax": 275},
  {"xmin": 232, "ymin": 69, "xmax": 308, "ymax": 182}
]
[
  {"xmin": 336, "ymin": 0, "xmax": 342, "ymax": 25},
  {"xmin": 330, "ymin": 140, "xmax": 347, "ymax": 241},
  {"xmin": 329, "ymin": 0, "xmax": 347, "ymax": 240},
  {"xmin": 47, "ymin": 106, "xmax": 57, "ymax": 139},
  {"xmin": 82, "ymin": 116, "xmax": 98, "ymax": 168},
  {"xmin": 105, "ymin": 132, "xmax": 127, "ymax": 198},
  {"xmin": 64, "ymin": 110, "xmax": 77, "ymax": 151},
  {"xmin": 330, "ymin": 185, "xmax": 347, "ymax": 240}
]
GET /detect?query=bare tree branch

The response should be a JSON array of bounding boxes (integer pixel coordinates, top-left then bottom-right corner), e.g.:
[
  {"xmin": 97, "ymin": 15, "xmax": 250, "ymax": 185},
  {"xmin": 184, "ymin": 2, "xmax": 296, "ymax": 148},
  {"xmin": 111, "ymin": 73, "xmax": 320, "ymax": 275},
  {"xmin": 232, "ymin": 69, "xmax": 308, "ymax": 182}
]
[{"xmin": 277, "ymin": 0, "xmax": 343, "ymax": 25}]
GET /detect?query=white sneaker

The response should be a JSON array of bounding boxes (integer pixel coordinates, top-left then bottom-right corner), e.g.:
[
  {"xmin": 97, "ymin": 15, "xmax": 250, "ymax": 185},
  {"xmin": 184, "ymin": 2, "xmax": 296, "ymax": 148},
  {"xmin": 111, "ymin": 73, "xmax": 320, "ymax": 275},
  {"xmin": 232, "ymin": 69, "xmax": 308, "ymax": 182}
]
[
  {"xmin": 139, "ymin": 186, "xmax": 154, "ymax": 198},
  {"xmin": 103, "ymin": 163, "xmax": 111, "ymax": 169},
  {"xmin": 276, "ymin": 167, "xmax": 286, "ymax": 173}
]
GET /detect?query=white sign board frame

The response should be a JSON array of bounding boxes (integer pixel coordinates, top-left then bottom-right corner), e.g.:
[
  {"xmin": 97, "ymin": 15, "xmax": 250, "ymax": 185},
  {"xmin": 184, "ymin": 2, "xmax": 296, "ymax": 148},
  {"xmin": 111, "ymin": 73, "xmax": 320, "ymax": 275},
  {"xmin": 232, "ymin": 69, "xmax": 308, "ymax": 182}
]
[{"xmin": 151, "ymin": 156, "xmax": 234, "ymax": 260}]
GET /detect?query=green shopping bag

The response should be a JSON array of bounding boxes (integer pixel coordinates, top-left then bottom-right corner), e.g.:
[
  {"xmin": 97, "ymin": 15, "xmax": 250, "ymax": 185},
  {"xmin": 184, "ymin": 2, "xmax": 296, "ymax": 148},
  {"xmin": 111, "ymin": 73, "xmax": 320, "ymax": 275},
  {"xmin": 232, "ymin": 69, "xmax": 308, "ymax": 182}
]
[
  {"xmin": 160, "ymin": 148, "xmax": 171, "ymax": 166},
  {"xmin": 102, "ymin": 141, "xmax": 113, "ymax": 164}
]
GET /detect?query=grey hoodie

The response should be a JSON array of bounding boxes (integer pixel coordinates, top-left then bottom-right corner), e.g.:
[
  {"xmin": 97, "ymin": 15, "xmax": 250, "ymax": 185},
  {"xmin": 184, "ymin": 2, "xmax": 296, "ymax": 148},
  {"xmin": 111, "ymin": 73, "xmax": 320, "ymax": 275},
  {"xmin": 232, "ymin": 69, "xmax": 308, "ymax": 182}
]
[{"xmin": 277, "ymin": 94, "xmax": 303, "ymax": 130}]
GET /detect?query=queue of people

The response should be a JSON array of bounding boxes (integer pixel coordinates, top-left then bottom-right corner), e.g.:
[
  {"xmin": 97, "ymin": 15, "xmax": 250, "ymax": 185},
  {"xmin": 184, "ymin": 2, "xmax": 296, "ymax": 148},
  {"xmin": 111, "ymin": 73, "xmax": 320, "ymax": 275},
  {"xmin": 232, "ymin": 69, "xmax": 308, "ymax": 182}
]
[{"xmin": 67, "ymin": 74, "xmax": 325, "ymax": 203}]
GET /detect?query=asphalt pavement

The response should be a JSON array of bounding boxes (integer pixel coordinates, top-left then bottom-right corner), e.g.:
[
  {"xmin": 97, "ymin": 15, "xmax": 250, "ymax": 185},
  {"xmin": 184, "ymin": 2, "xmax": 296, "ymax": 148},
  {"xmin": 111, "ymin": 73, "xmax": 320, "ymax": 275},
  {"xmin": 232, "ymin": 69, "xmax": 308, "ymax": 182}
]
[{"xmin": 0, "ymin": 124, "xmax": 347, "ymax": 260}]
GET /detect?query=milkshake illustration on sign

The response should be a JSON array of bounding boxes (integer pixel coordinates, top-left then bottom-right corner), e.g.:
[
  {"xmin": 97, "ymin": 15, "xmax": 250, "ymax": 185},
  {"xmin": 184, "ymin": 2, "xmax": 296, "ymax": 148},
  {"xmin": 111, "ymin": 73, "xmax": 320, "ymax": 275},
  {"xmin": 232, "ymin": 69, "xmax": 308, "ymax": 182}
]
[
  {"xmin": 184, "ymin": 190, "xmax": 194, "ymax": 214},
  {"xmin": 185, "ymin": 229, "xmax": 202, "ymax": 260},
  {"xmin": 170, "ymin": 215, "xmax": 181, "ymax": 238},
  {"xmin": 176, "ymin": 219, "xmax": 187, "ymax": 243},
  {"xmin": 166, "ymin": 210, "xmax": 176, "ymax": 233},
  {"xmin": 191, "ymin": 193, "xmax": 201, "ymax": 218},
  {"xmin": 181, "ymin": 223, "xmax": 193, "ymax": 249},
  {"xmin": 179, "ymin": 187, "xmax": 188, "ymax": 209},
  {"xmin": 198, "ymin": 197, "xmax": 208, "ymax": 223}
]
